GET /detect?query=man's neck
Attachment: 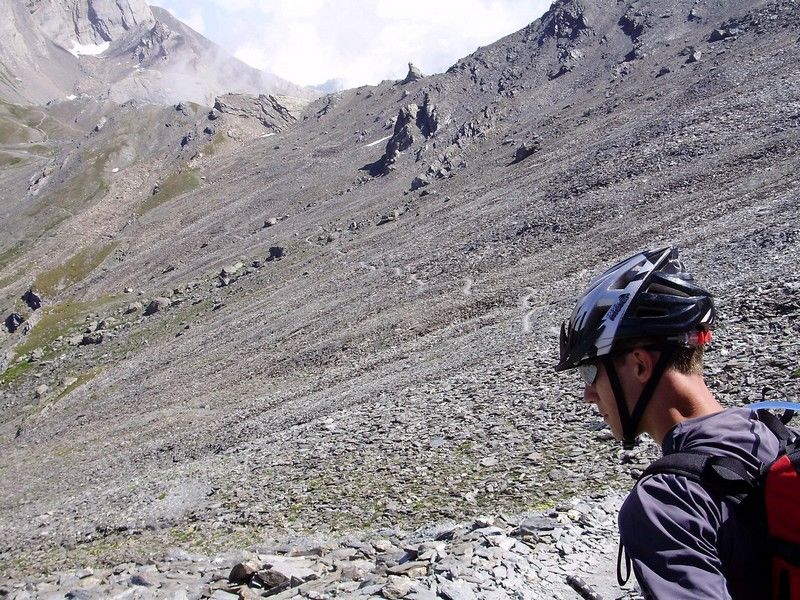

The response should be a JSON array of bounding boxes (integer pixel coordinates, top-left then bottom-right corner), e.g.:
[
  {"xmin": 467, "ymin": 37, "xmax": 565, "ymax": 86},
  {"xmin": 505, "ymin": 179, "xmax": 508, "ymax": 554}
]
[{"xmin": 644, "ymin": 372, "xmax": 724, "ymax": 445}]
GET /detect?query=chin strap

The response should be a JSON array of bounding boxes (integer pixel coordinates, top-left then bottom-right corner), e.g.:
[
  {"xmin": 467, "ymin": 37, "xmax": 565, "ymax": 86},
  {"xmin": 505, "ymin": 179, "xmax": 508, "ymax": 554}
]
[{"xmin": 601, "ymin": 347, "xmax": 676, "ymax": 449}]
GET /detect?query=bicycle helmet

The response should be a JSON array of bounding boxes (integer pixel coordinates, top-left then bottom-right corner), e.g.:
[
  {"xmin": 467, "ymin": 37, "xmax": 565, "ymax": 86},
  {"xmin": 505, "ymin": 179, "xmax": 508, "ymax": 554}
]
[
  {"xmin": 556, "ymin": 247, "xmax": 715, "ymax": 447},
  {"xmin": 557, "ymin": 247, "xmax": 715, "ymax": 371}
]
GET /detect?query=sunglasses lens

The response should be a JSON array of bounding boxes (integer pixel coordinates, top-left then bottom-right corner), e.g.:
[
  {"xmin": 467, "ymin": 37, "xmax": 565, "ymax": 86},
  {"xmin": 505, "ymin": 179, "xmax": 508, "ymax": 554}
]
[{"xmin": 579, "ymin": 363, "xmax": 598, "ymax": 386}]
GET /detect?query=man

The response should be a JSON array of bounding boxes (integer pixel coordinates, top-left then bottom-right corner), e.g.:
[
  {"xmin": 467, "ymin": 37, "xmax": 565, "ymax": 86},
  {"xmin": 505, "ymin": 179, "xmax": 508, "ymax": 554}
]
[{"xmin": 556, "ymin": 247, "xmax": 785, "ymax": 599}]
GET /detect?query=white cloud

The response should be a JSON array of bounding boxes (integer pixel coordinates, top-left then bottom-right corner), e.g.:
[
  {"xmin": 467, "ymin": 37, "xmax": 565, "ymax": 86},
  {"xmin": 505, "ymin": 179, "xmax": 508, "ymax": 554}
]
[
  {"xmin": 154, "ymin": 0, "xmax": 551, "ymax": 87},
  {"xmin": 158, "ymin": 3, "xmax": 206, "ymax": 34}
]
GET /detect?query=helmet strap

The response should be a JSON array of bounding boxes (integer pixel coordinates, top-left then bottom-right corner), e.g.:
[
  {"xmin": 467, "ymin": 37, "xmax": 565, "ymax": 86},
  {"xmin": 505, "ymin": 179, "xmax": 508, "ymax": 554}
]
[{"xmin": 601, "ymin": 346, "xmax": 675, "ymax": 449}]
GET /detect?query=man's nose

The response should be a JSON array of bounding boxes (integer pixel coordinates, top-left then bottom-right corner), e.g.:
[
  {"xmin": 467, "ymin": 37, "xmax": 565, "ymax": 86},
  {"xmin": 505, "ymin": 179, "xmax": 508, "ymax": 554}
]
[{"xmin": 583, "ymin": 385, "xmax": 598, "ymax": 404}]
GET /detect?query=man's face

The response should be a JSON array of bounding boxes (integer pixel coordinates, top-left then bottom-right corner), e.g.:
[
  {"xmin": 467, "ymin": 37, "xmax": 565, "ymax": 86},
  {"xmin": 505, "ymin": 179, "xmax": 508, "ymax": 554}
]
[{"xmin": 582, "ymin": 361, "xmax": 625, "ymax": 440}]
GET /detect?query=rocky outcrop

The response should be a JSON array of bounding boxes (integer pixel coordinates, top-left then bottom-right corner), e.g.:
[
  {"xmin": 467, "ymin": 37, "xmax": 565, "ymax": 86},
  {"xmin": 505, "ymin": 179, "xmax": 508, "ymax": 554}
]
[
  {"xmin": 212, "ymin": 94, "xmax": 302, "ymax": 132},
  {"xmin": 402, "ymin": 62, "xmax": 424, "ymax": 84},
  {"xmin": 540, "ymin": 0, "xmax": 592, "ymax": 41},
  {"xmin": 371, "ymin": 93, "xmax": 444, "ymax": 175},
  {"xmin": 27, "ymin": 0, "xmax": 155, "ymax": 47}
]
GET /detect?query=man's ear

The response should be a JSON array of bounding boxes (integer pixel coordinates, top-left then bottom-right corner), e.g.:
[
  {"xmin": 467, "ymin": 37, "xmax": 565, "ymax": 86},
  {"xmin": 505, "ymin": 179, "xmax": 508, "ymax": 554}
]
[{"xmin": 629, "ymin": 348, "xmax": 656, "ymax": 383}]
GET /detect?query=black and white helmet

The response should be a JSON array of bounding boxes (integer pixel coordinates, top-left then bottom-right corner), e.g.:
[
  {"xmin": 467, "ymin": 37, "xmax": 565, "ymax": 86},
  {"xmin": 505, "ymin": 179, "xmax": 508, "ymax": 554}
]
[{"xmin": 556, "ymin": 247, "xmax": 715, "ymax": 371}]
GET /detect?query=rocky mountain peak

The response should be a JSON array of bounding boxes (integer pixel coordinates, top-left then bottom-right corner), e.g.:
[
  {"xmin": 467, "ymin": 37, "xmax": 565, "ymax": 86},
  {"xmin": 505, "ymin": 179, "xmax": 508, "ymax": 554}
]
[{"xmin": 27, "ymin": 0, "xmax": 154, "ymax": 49}]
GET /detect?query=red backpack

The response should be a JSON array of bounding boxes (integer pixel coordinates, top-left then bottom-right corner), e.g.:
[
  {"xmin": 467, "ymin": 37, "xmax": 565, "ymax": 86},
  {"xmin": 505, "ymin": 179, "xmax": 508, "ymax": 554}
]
[{"xmin": 623, "ymin": 406, "xmax": 800, "ymax": 599}]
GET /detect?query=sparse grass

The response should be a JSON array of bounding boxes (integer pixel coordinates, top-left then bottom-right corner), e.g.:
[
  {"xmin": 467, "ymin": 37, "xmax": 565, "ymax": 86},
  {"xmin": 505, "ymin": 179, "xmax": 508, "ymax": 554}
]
[
  {"xmin": 136, "ymin": 168, "xmax": 201, "ymax": 216},
  {"xmin": 0, "ymin": 359, "xmax": 36, "ymax": 386},
  {"xmin": 7, "ymin": 297, "xmax": 117, "ymax": 366},
  {"xmin": 56, "ymin": 368, "xmax": 102, "ymax": 401},
  {"xmin": 26, "ymin": 144, "xmax": 54, "ymax": 157},
  {"xmin": 0, "ymin": 151, "xmax": 23, "ymax": 167},
  {"xmin": 0, "ymin": 101, "xmax": 71, "ymax": 144},
  {"xmin": 0, "ymin": 115, "xmax": 32, "ymax": 144},
  {"xmin": 32, "ymin": 242, "xmax": 119, "ymax": 297},
  {"xmin": 25, "ymin": 145, "xmax": 118, "ymax": 221},
  {"xmin": 0, "ymin": 242, "xmax": 25, "ymax": 272},
  {"xmin": 792, "ymin": 368, "xmax": 800, "ymax": 379},
  {"xmin": 200, "ymin": 132, "xmax": 228, "ymax": 158}
]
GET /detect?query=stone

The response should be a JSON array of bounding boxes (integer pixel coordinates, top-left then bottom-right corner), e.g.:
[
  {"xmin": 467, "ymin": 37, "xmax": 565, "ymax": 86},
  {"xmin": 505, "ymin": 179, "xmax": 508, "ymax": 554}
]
[
  {"xmin": 382, "ymin": 575, "xmax": 412, "ymax": 599},
  {"xmin": 130, "ymin": 571, "xmax": 161, "ymax": 587},
  {"xmin": 5, "ymin": 312, "xmax": 24, "ymax": 333},
  {"xmin": 410, "ymin": 175, "xmax": 429, "ymax": 191},
  {"xmin": 402, "ymin": 62, "xmax": 424, "ymax": 84},
  {"xmin": 35, "ymin": 384, "xmax": 49, "ymax": 398},
  {"xmin": 29, "ymin": 348, "xmax": 44, "ymax": 362},
  {"xmin": 267, "ymin": 246, "xmax": 286, "ymax": 261},
  {"xmin": 208, "ymin": 591, "xmax": 238, "ymax": 600},
  {"xmin": 228, "ymin": 562, "xmax": 256, "ymax": 584},
  {"xmin": 264, "ymin": 218, "xmax": 278, "ymax": 228},
  {"xmin": 220, "ymin": 263, "xmax": 244, "ymax": 278},
  {"xmin": 23, "ymin": 289, "xmax": 43, "ymax": 310},
  {"xmin": 80, "ymin": 332, "xmax": 104, "ymax": 345},
  {"xmin": 144, "ymin": 298, "xmax": 171, "ymax": 316},
  {"xmin": 387, "ymin": 561, "xmax": 428, "ymax": 577},
  {"xmin": 511, "ymin": 140, "xmax": 540, "ymax": 164},
  {"xmin": 125, "ymin": 302, "xmax": 143, "ymax": 314},
  {"xmin": 438, "ymin": 579, "xmax": 477, "ymax": 600}
]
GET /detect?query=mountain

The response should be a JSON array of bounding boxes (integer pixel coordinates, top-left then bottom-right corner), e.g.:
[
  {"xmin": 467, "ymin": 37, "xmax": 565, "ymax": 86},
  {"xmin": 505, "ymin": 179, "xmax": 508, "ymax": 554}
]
[
  {"xmin": 0, "ymin": 0, "xmax": 798, "ymax": 592},
  {"xmin": 0, "ymin": 0, "xmax": 313, "ymax": 105}
]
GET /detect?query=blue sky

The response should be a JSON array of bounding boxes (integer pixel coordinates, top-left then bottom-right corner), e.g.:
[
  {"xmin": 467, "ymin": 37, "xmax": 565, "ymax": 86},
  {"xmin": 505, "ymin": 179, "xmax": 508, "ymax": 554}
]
[{"xmin": 153, "ymin": 0, "xmax": 552, "ymax": 88}]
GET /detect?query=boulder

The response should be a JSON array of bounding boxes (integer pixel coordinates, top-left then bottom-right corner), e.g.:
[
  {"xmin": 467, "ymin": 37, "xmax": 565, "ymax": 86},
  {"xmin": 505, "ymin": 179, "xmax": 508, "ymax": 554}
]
[
  {"xmin": 125, "ymin": 302, "xmax": 143, "ymax": 315},
  {"xmin": 410, "ymin": 175, "xmax": 430, "ymax": 191},
  {"xmin": 22, "ymin": 289, "xmax": 43, "ymax": 310},
  {"xmin": 511, "ymin": 139, "xmax": 541, "ymax": 164},
  {"xmin": 4, "ymin": 313, "xmax": 24, "ymax": 333},
  {"xmin": 268, "ymin": 246, "xmax": 286, "ymax": 261},
  {"xmin": 80, "ymin": 332, "xmax": 104, "ymax": 345},
  {"xmin": 144, "ymin": 297, "xmax": 171, "ymax": 316},
  {"xmin": 228, "ymin": 562, "xmax": 257, "ymax": 584}
]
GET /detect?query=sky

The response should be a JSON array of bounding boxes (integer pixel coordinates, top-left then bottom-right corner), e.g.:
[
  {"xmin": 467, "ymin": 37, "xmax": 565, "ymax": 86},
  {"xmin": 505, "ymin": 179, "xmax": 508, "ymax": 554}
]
[{"xmin": 153, "ymin": 0, "xmax": 552, "ymax": 89}]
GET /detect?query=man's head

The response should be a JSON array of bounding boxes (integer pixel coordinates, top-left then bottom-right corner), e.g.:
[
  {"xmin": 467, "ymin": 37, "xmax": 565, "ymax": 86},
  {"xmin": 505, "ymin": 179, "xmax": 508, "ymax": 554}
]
[{"xmin": 557, "ymin": 247, "xmax": 715, "ymax": 447}]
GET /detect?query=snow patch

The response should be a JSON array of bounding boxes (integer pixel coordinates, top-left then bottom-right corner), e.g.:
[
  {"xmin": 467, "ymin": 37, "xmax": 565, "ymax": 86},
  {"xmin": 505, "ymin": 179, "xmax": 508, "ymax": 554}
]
[
  {"xmin": 364, "ymin": 135, "xmax": 392, "ymax": 148},
  {"xmin": 68, "ymin": 41, "xmax": 111, "ymax": 57},
  {"xmin": 66, "ymin": 94, "xmax": 77, "ymax": 100}
]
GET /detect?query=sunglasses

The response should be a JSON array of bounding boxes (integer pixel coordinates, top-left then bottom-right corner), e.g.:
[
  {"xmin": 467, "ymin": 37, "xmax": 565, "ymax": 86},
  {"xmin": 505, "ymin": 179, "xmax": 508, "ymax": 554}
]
[{"xmin": 579, "ymin": 363, "xmax": 598, "ymax": 386}]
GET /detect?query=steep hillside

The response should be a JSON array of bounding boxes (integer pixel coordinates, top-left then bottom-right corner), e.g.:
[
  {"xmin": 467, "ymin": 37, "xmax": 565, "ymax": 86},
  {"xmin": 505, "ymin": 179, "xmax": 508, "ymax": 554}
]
[{"xmin": 0, "ymin": 0, "xmax": 798, "ymax": 591}]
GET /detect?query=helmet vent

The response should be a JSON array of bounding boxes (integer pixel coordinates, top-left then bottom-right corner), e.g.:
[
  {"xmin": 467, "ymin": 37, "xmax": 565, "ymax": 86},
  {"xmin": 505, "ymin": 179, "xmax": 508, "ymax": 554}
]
[{"xmin": 646, "ymin": 282, "xmax": 690, "ymax": 297}]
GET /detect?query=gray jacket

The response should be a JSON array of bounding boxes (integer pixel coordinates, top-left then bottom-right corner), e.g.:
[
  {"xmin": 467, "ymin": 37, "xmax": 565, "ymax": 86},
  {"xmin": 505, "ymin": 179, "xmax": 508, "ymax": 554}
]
[{"xmin": 619, "ymin": 407, "xmax": 789, "ymax": 599}]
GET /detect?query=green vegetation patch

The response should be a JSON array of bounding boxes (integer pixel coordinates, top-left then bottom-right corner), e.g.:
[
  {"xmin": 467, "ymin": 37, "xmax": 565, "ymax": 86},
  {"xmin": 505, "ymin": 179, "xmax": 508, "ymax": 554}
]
[
  {"xmin": 56, "ymin": 368, "xmax": 102, "ymax": 401},
  {"xmin": 201, "ymin": 131, "xmax": 228, "ymax": 158},
  {"xmin": 136, "ymin": 168, "xmax": 201, "ymax": 216},
  {"xmin": 33, "ymin": 242, "xmax": 118, "ymax": 297},
  {"xmin": 11, "ymin": 298, "xmax": 113, "ymax": 357},
  {"xmin": 0, "ymin": 151, "xmax": 23, "ymax": 167},
  {"xmin": 0, "ymin": 115, "xmax": 33, "ymax": 144},
  {"xmin": 0, "ymin": 359, "xmax": 36, "ymax": 386},
  {"xmin": 0, "ymin": 242, "xmax": 25, "ymax": 272}
]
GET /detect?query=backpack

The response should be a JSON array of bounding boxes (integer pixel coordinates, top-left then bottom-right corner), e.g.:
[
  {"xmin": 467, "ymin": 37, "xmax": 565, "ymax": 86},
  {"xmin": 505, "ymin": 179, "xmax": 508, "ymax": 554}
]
[{"xmin": 618, "ymin": 405, "xmax": 800, "ymax": 599}]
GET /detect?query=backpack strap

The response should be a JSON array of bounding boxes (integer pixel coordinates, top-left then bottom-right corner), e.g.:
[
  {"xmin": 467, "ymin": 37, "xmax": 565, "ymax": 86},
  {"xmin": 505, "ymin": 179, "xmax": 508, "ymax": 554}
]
[
  {"xmin": 640, "ymin": 452, "xmax": 759, "ymax": 505},
  {"xmin": 755, "ymin": 409, "xmax": 797, "ymax": 452}
]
